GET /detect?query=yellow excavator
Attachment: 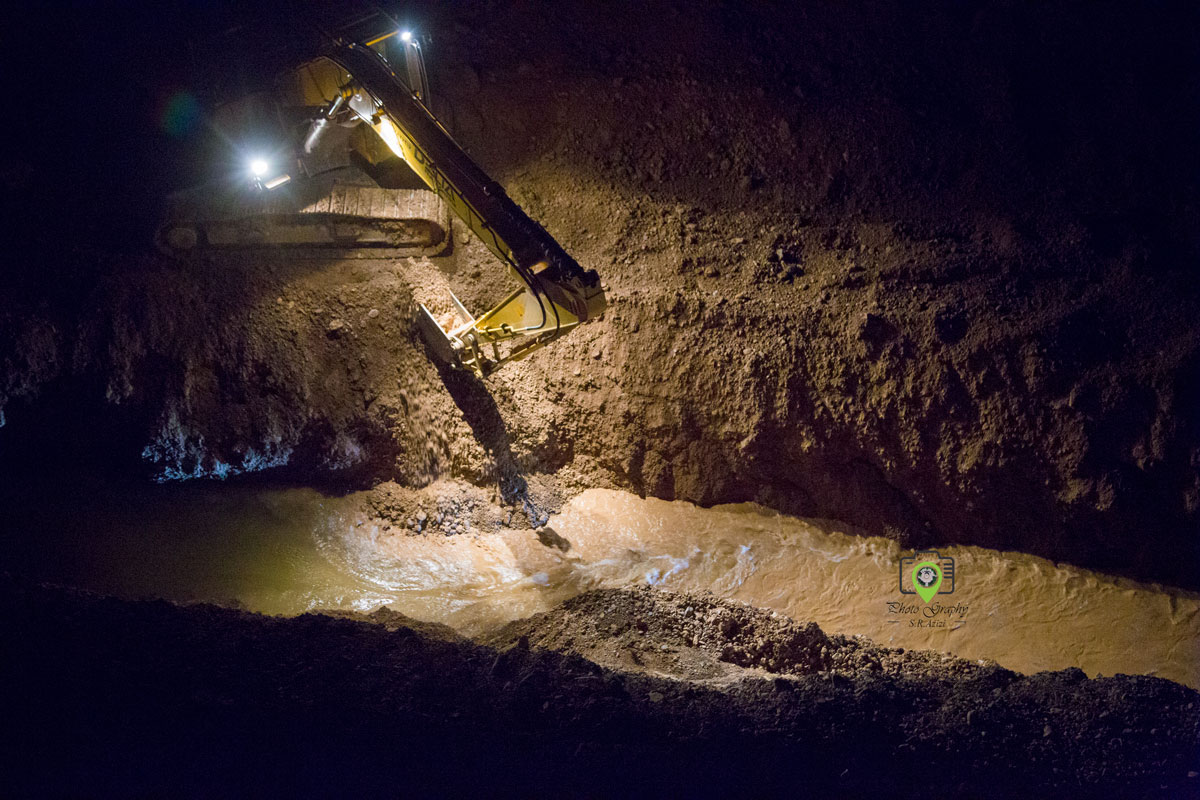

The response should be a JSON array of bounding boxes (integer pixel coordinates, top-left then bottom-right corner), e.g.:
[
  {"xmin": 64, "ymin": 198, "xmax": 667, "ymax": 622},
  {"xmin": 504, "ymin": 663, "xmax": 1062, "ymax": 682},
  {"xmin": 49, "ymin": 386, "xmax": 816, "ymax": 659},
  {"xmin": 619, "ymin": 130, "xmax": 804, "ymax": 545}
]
[{"xmin": 164, "ymin": 11, "xmax": 604, "ymax": 378}]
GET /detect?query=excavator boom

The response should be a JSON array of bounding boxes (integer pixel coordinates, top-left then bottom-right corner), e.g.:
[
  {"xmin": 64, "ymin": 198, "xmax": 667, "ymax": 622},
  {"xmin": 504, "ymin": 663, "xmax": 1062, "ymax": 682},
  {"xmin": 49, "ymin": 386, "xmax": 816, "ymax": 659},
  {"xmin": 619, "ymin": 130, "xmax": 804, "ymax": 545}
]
[{"xmin": 323, "ymin": 41, "xmax": 606, "ymax": 376}]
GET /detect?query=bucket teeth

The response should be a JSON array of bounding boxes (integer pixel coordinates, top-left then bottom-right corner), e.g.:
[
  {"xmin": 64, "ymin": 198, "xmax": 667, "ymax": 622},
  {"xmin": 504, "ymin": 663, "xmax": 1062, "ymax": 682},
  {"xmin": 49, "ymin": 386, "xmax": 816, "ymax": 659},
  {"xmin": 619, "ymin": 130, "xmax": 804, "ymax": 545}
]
[{"xmin": 415, "ymin": 292, "xmax": 496, "ymax": 377}]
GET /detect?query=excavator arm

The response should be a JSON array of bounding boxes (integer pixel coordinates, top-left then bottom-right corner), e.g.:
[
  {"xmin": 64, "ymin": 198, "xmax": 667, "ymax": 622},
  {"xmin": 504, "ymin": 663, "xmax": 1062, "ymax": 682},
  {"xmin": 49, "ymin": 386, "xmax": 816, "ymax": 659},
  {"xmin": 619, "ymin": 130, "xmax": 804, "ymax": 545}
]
[{"xmin": 292, "ymin": 37, "xmax": 605, "ymax": 377}]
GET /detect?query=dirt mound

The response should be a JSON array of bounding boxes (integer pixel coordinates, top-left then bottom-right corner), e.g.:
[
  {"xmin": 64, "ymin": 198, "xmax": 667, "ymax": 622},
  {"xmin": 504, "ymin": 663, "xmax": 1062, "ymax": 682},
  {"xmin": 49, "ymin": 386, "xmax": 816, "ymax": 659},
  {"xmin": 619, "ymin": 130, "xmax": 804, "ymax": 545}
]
[
  {"xmin": 486, "ymin": 587, "xmax": 1001, "ymax": 684},
  {"xmin": 366, "ymin": 478, "xmax": 506, "ymax": 535},
  {"xmin": 487, "ymin": 586, "xmax": 834, "ymax": 680},
  {"xmin": 319, "ymin": 604, "xmax": 464, "ymax": 643},
  {"xmin": 4, "ymin": 578, "xmax": 1199, "ymax": 797}
]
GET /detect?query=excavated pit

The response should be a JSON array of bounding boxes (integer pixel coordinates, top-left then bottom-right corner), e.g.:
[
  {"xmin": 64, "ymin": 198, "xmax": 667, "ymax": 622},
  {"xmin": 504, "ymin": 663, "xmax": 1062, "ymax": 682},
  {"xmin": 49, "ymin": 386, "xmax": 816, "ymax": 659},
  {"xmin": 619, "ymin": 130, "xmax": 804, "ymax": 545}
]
[{"xmin": 2, "ymin": 1, "xmax": 1199, "ymax": 797}]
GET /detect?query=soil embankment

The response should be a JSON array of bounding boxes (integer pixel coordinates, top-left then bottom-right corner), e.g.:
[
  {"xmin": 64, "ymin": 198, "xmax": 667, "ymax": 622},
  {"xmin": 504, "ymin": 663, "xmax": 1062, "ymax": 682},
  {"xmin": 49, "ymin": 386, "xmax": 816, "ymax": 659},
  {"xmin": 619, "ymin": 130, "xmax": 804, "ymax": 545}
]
[{"xmin": 2, "ymin": 579, "xmax": 1197, "ymax": 798}]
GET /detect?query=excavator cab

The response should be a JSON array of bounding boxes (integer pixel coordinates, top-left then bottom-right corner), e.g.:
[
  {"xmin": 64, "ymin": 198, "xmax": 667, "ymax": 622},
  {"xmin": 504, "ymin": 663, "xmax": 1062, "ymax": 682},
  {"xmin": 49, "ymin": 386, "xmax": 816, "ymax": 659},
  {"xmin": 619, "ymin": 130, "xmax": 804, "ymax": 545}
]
[{"xmin": 161, "ymin": 9, "xmax": 605, "ymax": 378}]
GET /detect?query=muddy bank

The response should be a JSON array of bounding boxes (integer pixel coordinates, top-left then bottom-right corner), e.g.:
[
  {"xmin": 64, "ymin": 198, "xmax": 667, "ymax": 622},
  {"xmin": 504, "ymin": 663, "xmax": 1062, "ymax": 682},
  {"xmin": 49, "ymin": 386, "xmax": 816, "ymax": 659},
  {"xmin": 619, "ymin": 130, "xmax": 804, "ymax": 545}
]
[
  {"xmin": 2, "ymin": 579, "xmax": 1198, "ymax": 798},
  {"xmin": 2, "ymin": 1, "xmax": 1199, "ymax": 588}
]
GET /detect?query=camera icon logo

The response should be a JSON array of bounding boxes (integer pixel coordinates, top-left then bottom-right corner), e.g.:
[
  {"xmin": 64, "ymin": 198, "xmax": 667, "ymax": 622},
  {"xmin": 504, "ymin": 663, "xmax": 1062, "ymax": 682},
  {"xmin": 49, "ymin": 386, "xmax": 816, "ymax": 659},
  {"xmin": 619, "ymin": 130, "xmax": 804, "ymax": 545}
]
[{"xmin": 899, "ymin": 550, "xmax": 956, "ymax": 602}]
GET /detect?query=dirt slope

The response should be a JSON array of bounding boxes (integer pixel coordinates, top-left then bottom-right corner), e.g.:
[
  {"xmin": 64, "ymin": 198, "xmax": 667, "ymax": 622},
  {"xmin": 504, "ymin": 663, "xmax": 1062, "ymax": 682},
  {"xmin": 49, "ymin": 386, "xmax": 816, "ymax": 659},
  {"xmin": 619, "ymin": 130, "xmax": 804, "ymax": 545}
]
[{"xmin": 3, "ymin": 579, "xmax": 1198, "ymax": 798}]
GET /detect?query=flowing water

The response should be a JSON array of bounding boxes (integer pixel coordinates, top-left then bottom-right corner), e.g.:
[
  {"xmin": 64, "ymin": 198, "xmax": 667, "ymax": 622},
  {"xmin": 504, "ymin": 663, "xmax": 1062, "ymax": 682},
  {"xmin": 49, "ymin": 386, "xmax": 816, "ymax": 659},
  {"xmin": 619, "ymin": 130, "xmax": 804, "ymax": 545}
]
[{"xmin": 5, "ymin": 481, "xmax": 1197, "ymax": 689}]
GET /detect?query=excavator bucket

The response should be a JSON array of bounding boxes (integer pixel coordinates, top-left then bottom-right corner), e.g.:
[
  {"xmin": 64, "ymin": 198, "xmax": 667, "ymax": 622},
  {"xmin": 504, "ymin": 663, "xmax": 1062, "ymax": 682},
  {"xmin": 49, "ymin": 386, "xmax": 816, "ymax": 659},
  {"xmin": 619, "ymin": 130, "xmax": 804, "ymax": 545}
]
[{"xmin": 416, "ymin": 292, "xmax": 475, "ymax": 370}]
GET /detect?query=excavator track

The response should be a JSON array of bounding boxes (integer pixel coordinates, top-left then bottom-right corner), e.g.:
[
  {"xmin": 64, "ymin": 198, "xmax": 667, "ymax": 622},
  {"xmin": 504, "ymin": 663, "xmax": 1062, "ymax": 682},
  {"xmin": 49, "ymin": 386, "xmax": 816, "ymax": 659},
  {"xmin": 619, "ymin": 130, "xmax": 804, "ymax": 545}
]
[{"xmin": 158, "ymin": 180, "xmax": 450, "ymax": 255}]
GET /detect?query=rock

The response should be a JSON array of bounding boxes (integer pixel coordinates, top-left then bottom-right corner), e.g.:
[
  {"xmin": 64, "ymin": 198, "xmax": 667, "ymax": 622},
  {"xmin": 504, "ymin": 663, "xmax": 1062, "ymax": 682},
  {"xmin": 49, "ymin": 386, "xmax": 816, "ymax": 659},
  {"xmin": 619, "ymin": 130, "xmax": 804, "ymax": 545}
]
[
  {"xmin": 367, "ymin": 308, "xmax": 380, "ymax": 319},
  {"xmin": 648, "ymin": 691, "xmax": 664, "ymax": 703},
  {"xmin": 327, "ymin": 318, "xmax": 346, "ymax": 335}
]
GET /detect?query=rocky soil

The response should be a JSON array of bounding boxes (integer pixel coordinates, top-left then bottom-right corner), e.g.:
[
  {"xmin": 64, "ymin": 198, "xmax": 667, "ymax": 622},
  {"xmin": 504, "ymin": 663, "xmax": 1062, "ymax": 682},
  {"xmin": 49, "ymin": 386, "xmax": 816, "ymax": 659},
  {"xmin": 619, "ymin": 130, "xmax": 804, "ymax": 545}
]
[
  {"xmin": 3, "ymin": 578, "xmax": 1198, "ymax": 798},
  {"xmin": 486, "ymin": 585, "xmax": 1003, "ymax": 683},
  {"xmin": 3, "ymin": 1, "xmax": 1197, "ymax": 586}
]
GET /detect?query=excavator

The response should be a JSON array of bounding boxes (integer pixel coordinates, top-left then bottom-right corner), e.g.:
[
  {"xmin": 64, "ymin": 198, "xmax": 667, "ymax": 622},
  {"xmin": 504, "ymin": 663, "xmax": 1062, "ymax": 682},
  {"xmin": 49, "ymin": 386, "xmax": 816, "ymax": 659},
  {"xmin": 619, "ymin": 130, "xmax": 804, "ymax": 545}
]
[{"xmin": 160, "ymin": 8, "xmax": 605, "ymax": 378}]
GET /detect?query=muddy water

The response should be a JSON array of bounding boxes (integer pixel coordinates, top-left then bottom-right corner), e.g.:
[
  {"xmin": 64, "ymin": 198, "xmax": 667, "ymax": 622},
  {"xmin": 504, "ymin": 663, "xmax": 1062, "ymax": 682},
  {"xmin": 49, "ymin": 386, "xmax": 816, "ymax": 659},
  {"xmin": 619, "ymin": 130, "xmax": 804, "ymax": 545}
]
[
  {"xmin": 546, "ymin": 491, "xmax": 1200, "ymax": 688},
  {"xmin": 339, "ymin": 489, "xmax": 1197, "ymax": 688},
  {"xmin": 6, "ymin": 483, "xmax": 1197, "ymax": 688},
  {"xmin": 3, "ymin": 483, "xmax": 382, "ymax": 615}
]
